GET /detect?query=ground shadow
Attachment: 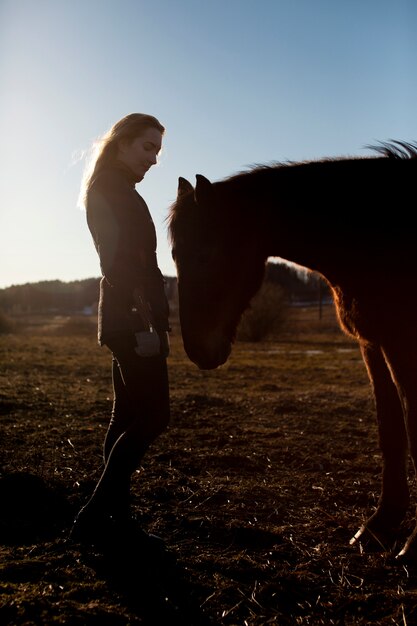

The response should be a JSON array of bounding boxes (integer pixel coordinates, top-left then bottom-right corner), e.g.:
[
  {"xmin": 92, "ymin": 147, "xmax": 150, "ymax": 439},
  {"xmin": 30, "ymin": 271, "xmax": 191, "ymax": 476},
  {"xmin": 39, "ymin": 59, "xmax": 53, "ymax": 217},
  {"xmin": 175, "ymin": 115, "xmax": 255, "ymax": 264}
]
[
  {"xmin": 0, "ymin": 472, "xmax": 72, "ymax": 544},
  {"xmin": 77, "ymin": 538, "xmax": 211, "ymax": 625}
]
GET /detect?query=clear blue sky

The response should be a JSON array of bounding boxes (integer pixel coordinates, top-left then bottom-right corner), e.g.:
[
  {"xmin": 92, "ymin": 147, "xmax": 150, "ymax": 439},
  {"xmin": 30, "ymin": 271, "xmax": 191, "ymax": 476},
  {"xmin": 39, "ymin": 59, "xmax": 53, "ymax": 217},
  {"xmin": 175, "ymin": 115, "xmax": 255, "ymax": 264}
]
[{"xmin": 1, "ymin": 0, "xmax": 416, "ymax": 288}]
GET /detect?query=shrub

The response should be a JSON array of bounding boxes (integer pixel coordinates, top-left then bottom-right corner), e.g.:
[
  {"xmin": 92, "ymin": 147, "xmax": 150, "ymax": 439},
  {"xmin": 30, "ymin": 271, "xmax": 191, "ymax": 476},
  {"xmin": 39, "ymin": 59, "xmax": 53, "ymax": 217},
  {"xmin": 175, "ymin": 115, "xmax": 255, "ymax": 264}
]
[
  {"xmin": 0, "ymin": 309, "xmax": 16, "ymax": 334},
  {"xmin": 53, "ymin": 316, "xmax": 96, "ymax": 336},
  {"xmin": 237, "ymin": 282, "xmax": 287, "ymax": 342}
]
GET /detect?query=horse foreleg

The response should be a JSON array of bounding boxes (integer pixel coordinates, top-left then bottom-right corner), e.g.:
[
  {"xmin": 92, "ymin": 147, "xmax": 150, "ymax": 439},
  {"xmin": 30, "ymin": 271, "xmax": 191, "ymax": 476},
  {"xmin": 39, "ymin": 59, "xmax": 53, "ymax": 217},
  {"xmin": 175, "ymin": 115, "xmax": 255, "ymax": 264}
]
[
  {"xmin": 378, "ymin": 340, "xmax": 417, "ymax": 559},
  {"xmin": 350, "ymin": 342, "xmax": 409, "ymax": 552}
]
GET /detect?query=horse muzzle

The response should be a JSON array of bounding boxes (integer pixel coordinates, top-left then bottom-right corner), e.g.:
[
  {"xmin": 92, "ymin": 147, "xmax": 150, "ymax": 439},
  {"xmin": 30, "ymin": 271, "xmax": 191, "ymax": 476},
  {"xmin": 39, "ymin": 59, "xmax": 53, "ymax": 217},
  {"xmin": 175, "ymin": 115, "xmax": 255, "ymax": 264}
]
[{"xmin": 183, "ymin": 331, "xmax": 232, "ymax": 370}]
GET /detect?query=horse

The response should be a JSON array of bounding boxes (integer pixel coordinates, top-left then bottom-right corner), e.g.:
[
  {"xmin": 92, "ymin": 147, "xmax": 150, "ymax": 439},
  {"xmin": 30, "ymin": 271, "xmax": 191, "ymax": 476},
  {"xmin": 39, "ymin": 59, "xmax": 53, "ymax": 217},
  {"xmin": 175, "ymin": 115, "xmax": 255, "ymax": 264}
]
[{"xmin": 168, "ymin": 141, "xmax": 417, "ymax": 560}]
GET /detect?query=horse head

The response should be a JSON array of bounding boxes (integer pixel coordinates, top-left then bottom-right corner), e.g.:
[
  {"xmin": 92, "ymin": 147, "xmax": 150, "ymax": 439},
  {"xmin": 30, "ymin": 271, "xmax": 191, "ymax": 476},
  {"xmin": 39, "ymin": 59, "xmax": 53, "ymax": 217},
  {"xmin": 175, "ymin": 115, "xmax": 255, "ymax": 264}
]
[{"xmin": 169, "ymin": 174, "xmax": 267, "ymax": 369}]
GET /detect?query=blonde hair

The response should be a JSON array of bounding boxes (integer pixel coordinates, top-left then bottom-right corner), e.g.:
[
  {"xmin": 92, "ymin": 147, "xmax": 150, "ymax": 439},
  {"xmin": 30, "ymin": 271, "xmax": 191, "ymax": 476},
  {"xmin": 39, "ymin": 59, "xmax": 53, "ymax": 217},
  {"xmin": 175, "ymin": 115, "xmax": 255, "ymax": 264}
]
[{"xmin": 78, "ymin": 113, "xmax": 165, "ymax": 208}]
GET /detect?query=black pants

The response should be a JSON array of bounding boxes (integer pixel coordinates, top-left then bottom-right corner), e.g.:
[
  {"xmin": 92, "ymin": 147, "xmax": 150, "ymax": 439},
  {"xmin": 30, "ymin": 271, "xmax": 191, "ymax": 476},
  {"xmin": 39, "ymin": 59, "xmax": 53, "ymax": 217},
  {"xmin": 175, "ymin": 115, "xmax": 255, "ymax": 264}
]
[
  {"xmin": 80, "ymin": 334, "xmax": 170, "ymax": 518},
  {"xmin": 79, "ymin": 334, "xmax": 170, "ymax": 519},
  {"xmin": 104, "ymin": 334, "xmax": 170, "ymax": 465}
]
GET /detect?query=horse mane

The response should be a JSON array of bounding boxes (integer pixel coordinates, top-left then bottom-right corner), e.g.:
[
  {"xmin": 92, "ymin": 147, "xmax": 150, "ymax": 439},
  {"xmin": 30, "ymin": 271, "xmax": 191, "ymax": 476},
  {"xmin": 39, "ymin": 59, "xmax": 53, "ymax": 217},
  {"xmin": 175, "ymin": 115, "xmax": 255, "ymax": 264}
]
[
  {"xmin": 242, "ymin": 140, "xmax": 417, "ymax": 172},
  {"xmin": 168, "ymin": 140, "xmax": 417, "ymax": 239},
  {"xmin": 365, "ymin": 140, "xmax": 417, "ymax": 159},
  {"xmin": 220, "ymin": 140, "xmax": 417, "ymax": 187}
]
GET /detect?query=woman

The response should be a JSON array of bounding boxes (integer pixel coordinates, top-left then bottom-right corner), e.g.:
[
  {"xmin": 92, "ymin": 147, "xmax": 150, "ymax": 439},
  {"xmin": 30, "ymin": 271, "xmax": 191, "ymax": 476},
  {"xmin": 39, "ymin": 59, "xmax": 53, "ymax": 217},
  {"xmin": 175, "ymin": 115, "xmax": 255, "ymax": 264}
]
[{"xmin": 72, "ymin": 113, "xmax": 170, "ymax": 548}]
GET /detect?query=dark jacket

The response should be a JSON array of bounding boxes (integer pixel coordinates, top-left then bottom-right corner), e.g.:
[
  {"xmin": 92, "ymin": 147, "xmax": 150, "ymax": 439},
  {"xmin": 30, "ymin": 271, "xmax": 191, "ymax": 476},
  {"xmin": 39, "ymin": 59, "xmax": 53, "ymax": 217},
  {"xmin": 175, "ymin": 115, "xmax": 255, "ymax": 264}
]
[{"xmin": 86, "ymin": 162, "xmax": 169, "ymax": 345}]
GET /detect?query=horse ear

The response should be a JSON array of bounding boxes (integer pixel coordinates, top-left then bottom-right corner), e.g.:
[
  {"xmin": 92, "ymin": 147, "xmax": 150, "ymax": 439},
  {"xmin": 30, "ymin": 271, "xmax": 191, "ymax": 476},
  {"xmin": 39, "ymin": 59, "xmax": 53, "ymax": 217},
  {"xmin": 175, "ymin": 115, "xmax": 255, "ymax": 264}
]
[
  {"xmin": 195, "ymin": 174, "xmax": 213, "ymax": 207},
  {"xmin": 177, "ymin": 177, "xmax": 194, "ymax": 198}
]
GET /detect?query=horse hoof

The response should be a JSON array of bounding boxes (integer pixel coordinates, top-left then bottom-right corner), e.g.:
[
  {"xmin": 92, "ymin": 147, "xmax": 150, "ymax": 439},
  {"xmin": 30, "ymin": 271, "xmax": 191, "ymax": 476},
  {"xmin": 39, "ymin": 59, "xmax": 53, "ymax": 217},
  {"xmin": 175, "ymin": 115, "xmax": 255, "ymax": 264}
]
[
  {"xmin": 396, "ymin": 545, "xmax": 414, "ymax": 562},
  {"xmin": 395, "ymin": 533, "xmax": 417, "ymax": 562},
  {"xmin": 350, "ymin": 524, "xmax": 396, "ymax": 553}
]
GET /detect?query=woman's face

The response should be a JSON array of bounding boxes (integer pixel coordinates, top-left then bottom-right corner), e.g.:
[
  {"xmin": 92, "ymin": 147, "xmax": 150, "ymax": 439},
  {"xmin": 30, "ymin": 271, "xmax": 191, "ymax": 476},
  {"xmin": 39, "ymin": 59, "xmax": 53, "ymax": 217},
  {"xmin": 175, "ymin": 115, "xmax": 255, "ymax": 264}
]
[{"xmin": 117, "ymin": 127, "xmax": 163, "ymax": 182}]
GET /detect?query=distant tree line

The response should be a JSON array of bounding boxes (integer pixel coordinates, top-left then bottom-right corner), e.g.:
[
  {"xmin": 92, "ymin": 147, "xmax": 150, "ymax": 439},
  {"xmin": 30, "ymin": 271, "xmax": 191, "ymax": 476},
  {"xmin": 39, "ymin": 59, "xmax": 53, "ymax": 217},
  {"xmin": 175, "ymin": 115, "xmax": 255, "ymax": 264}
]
[
  {"xmin": 0, "ymin": 278, "xmax": 101, "ymax": 315},
  {"xmin": 0, "ymin": 263, "xmax": 329, "ymax": 315}
]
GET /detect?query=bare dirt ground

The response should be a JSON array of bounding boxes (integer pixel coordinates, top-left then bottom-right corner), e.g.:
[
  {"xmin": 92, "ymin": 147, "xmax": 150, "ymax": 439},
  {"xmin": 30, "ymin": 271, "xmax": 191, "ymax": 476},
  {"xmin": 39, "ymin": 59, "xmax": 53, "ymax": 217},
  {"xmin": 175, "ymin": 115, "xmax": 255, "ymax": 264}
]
[{"xmin": 1, "ymin": 306, "xmax": 417, "ymax": 625}]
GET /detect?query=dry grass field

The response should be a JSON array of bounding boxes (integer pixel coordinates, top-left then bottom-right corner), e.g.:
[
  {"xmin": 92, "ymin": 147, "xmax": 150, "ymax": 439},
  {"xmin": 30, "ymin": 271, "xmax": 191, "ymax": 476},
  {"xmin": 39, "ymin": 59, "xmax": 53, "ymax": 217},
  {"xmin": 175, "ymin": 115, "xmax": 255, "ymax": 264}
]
[{"xmin": 1, "ymin": 305, "xmax": 417, "ymax": 625}]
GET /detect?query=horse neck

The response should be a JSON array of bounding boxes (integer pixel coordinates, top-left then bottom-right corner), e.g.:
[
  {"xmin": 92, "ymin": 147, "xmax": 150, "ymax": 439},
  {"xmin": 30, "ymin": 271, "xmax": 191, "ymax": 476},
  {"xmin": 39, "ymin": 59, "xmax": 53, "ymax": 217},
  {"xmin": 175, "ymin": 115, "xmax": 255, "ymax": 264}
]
[
  {"xmin": 222, "ymin": 155, "xmax": 415, "ymax": 283},
  {"xmin": 218, "ymin": 175, "xmax": 272, "ymax": 257},
  {"xmin": 221, "ymin": 167, "xmax": 323, "ymax": 273}
]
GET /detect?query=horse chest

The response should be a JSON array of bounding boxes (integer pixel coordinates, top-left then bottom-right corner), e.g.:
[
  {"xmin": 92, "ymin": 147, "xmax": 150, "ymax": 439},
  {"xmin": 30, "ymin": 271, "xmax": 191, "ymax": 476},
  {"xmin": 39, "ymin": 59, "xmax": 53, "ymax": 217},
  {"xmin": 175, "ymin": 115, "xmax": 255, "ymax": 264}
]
[{"xmin": 331, "ymin": 286, "xmax": 379, "ymax": 342}]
